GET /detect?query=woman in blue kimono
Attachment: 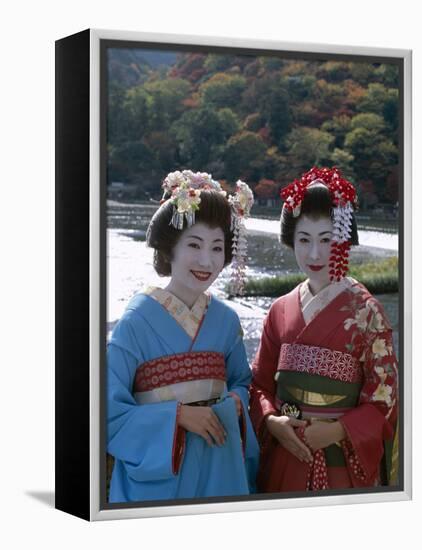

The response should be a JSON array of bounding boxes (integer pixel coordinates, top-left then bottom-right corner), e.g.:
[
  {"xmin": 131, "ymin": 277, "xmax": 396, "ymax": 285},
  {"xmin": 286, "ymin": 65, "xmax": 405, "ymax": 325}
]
[{"xmin": 107, "ymin": 170, "xmax": 259, "ymax": 503}]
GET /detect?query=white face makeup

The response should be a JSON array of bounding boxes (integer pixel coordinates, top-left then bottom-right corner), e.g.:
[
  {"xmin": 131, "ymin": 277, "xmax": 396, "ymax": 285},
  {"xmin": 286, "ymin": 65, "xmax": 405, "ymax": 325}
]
[
  {"xmin": 293, "ymin": 215, "xmax": 334, "ymax": 294},
  {"xmin": 165, "ymin": 222, "xmax": 226, "ymax": 307}
]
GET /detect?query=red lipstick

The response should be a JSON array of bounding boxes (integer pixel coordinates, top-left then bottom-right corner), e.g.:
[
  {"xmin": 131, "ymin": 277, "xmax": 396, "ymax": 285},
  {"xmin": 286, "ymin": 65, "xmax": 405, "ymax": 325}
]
[
  {"xmin": 191, "ymin": 270, "xmax": 211, "ymax": 281},
  {"xmin": 308, "ymin": 265, "xmax": 324, "ymax": 272}
]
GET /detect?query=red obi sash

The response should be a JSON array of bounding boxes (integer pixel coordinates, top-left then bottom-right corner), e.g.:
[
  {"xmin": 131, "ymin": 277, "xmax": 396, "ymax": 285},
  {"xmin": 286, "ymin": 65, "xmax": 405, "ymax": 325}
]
[
  {"xmin": 277, "ymin": 343, "xmax": 362, "ymax": 384},
  {"xmin": 133, "ymin": 351, "xmax": 226, "ymax": 393}
]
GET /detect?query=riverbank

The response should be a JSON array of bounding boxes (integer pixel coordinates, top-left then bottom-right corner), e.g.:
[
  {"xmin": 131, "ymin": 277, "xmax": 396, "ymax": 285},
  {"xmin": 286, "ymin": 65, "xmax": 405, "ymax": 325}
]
[{"xmin": 243, "ymin": 257, "xmax": 398, "ymax": 297}]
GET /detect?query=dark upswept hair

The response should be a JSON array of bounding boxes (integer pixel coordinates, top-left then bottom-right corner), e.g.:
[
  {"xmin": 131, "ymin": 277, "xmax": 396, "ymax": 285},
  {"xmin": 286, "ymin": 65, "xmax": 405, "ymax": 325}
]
[
  {"xmin": 146, "ymin": 189, "xmax": 233, "ymax": 276},
  {"xmin": 280, "ymin": 183, "xmax": 359, "ymax": 248}
]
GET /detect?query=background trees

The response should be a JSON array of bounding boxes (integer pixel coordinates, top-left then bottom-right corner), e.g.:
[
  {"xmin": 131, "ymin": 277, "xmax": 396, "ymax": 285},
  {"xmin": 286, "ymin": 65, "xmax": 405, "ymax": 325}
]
[{"xmin": 107, "ymin": 51, "xmax": 400, "ymax": 206}]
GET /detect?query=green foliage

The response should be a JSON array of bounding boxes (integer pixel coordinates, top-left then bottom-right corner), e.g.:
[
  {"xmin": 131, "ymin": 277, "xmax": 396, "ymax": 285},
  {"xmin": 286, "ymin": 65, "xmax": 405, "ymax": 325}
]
[
  {"xmin": 265, "ymin": 83, "xmax": 292, "ymax": 148},
  {"xmin": 350, "ymin": 112, "xmax": 386, "ymax": 133},
  {"xmin": 329, "ymin": 148, "xmax": 355, "ymax": 180},
  {"xmin": 357, "ymin": 83, "xmax": 399, "ymax": 137},
  {"xmin": 286, "ymin": 75, "xmax": 317, "ymax": 102},
  {"xmin": 344, "ymin": 115, "xmax": 398, "ymax": 197},
  {"xmin": 203, "ymin": 54, "xmax": 233, "ymax": 73},
  {"xmin": 217, "ymin": 108, "xmax": 241, "ymax": 136},
  {"xmin": 171, "ymin": 106, "xmax": 230, "ymax": 168},
  {"xmin": 377, "ymin": 140, "xmax": 398, "ymax": 164},
  {"xmin": 261, "ymin": 57, "xmax": 284, "ymax": 71},
  {"xmin": 281, "ymin": 60, "xmax": 310, "ymax": 77},
  {"xmin": 345, "ymin": 126, "xmax": 373, "ymax": 156},
  {"xmin": 243, "ymin": 58, "xmax": 263, "ymax": 78},
  {"xmin": 350, "ymin": 256, "xmax": 398, "ymax": 279},
  {"xmin": 262, "ymin": 146, "xmax": 287, "ymax": 180},
  {"xmin": 321, "ymin": 115, "xmax": 352, "ymax": 148},
  {"xmin": 349, "ymin": 62, "xmax": 376, "ymax": 84},
  {"xmin": 108, "ymin": 140, "xmax": 155, "ymax": 183},
  {"xmin": 317, "ymin": 61, "xmax": 352, "ymax": 82},
  {"xmin": 358, "ymin": 83, "xmax": 390, "ymax": 114},
  {"xmin": 118, "ymin": 86, "xmax": 151, "ymax": 140},
  {"xmin": 243, "ymin": 257, "xmax": 398, "ymax": 297},
  {"xmin": 107, "ymin": 52, "xmax": 400, "ymax": 204},
  {"xmin": 285, "ymin": 127, "xmax": 334, "ymax": 168},
  {"xmin": 244, "ymin": 273, "xmax": 306, "ymax": 297},
  {"xmin": 224, "ymin": 131, "xmax": 267, "ymax": 181},
  {"xmin": 241, "ymin": 74, "xmax": 292, "ymax": 147},
  {"xmin": 312, "ymin": 80, "xmax": 344, "ymax": 115},
  {"xmin": 374, "ymin": 64, "xmax": 399, "ymax": 87},
  {"xmin": 200, "ymin": 73, "xmax": 247, "ymax": 108},
  {"xmin": 383, "ymin": 91, "xmax": 399, "ymax": 135},
  {"xmin": 243, "ymin": 112, "xmax": 264, "ymax": 132},
  {"xmin": 143, "ymin": 78, "xmax": 191, "ymax": 130}
]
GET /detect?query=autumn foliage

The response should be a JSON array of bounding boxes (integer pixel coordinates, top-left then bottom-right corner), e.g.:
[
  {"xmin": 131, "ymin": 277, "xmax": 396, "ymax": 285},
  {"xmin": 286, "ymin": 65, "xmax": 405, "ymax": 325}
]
[
  {"xmin": 108, "ymin": 50, "xmax": 399, "ymax": 206},
  {"xmin": 254, "ymin": 179, "xmax": 279, "ymax": 199}
]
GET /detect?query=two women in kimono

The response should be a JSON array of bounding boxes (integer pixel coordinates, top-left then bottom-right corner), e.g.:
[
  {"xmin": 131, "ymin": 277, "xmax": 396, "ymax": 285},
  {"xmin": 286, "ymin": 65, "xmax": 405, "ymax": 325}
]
[
  {"xmin": 250, "ymin": 166, "xmax": 398, "ymax": 491},
  {"xmin": 107, "ymin": 170, "xmax": 259, "ymax": 502},
  {"xmin": 108, "ymin": 165, "xmax": 398, "ymax": 502}
]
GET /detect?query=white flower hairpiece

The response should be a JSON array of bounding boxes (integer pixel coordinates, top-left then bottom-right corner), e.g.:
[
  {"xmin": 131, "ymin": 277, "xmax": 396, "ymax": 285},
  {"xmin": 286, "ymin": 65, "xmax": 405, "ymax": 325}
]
[
  {"xmin": 162, "ymin": 170, "xmax": 226, "ymax": 229},
  {"xmin": 228, "ymin": 180, "xmax": 254, "ymax": 296},
  {"xmin": 161, "ymin": 170, "xmax": 254, "ymax": 295}
]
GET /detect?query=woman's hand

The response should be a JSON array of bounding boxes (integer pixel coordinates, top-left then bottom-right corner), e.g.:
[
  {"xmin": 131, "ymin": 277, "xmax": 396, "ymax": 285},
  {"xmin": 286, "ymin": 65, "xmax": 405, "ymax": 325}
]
[
  {"xmin": 304, "ymin": 420, "xmax": 346, "ymax": 451},
  {"xmin": 178, "ymin": 405, "xmax": 227, "ymax": 447},
  {"xmin": 265, "ymin": 414, "xmax": 313, "ymax": 463},
  {"xmin": 228, "ymin": 391, "xmax": 242, "ymax": 417}
]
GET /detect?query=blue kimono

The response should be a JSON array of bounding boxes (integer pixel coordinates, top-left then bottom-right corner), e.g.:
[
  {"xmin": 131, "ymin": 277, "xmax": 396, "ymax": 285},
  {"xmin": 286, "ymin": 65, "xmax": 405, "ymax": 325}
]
[{"xmin": 107, "ymin": 288, "xmax": 259, "ymax": 503}]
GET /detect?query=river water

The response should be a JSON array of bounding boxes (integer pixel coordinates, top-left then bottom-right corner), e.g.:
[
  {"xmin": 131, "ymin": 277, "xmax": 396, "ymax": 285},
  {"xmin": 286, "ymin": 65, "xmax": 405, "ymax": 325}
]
[{"xmin": 107, "ymin": 201, "xmax": 399, "ymax": 361}]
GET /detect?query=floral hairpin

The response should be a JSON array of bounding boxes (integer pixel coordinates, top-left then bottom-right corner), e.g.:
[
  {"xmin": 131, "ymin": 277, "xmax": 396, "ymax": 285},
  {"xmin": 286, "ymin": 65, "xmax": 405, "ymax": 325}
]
[
  {"xmin": 162, "ymin": 170, "xmax": 226, "ymax": 230},
  {"xmin": 228, "ymin": 181, "xmax": 254, "ymax": 296},
  {"xmin": 281, "ymin": 166, "xmax": 358, "ymax": 282},
  {"xmin": 161, "ymin": 170, "xmax": 254, "ymax": 295}
]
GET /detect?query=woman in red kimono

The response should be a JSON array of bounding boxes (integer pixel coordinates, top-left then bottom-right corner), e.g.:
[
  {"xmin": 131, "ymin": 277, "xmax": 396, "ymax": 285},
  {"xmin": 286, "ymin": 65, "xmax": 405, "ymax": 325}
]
[{"xmin": 250, "ymin": 167, "xmax": 398, "ymax": 492}]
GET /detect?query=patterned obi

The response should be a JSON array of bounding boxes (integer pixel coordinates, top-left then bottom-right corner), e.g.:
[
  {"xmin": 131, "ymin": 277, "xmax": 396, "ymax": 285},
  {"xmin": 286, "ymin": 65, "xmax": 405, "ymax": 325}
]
[
  {"xmin": 275, "ymin": 343, "xmax": 363, "ymax": 468},
  {"xmin": 133, "ymin": 351, "xmax": 227, "ymax": 405},
  {"xmin": 275, "ymin": 343, "xmax": 363, "ymax": 421}
]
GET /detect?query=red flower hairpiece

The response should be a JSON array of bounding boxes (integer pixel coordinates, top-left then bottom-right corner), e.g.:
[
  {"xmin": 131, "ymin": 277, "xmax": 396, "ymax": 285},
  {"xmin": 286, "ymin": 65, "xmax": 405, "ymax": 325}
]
[
  {"xmin": 281, "ymin": 166, "xmax": 358, "ymax": 282},
  {"xmin": 280, "ymin": 166, "xmax": 356, "ymax": 213}
]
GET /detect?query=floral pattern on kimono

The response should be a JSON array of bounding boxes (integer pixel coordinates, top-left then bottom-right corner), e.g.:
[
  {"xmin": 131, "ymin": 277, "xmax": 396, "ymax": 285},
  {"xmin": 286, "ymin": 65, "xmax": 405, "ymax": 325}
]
[{"xmin": 249, "ymin": 278, "xmax": 398, "ymax": 492}]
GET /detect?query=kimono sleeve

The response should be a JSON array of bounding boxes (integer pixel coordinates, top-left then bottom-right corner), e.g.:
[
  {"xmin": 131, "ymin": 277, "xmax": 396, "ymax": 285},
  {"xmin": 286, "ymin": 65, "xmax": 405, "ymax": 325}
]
[
  {"xmin": 225, "ymin": 310, "xmax": 252, "ymax": 406},
  {"xmin": 224, "ymin": 309, "xmax": 260, "ymax": 487},
  {"xmin": 249, "ymin": 302, "xmax": 282, "ymax": 439},
  {"xmin": 107, "ymin": 313, "xmax": 185, "ymax": 482},
  {"xmin": 340, "ymin": 303, "xmax": 398, "ymax": 486}
]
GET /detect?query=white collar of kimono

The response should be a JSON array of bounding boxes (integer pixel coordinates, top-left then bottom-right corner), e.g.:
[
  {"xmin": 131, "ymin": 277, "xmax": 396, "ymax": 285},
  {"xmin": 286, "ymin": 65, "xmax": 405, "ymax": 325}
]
[
  {"xmin": 300, "ymin": 277, "xmax": 356, "ymax": 325},
  {"xmin": 143, "ymin": 286, "xmax": 210, "ymax": 340}
]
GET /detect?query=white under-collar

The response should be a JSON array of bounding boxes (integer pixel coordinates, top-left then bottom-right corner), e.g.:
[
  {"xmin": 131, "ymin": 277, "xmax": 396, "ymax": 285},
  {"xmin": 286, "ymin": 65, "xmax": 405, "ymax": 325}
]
[{"xmin": 300, "ymin": 277, "xmax": 354, "ymax": 325}]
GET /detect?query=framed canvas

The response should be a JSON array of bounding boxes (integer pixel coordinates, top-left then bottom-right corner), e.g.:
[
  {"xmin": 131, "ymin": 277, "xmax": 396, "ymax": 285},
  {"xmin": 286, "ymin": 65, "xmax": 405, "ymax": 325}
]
[{"xmin": 55, "ymin": 28, "xmax": 412, "ymax": 521}]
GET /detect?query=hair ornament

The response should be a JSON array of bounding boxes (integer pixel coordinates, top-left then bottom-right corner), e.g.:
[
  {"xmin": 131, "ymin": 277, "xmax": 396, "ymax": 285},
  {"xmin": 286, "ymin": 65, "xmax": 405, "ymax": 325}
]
[
  {"xmin": 228, "ymin": 180, "xmax": 254, "ymax": 296},
  {"xmin": 281, "ymin": 166, "xmax": 358, "ymax": 282},
  {"xmin": 162, "ymin": 170, "xmax": 226, "ymax": 230},
  {"xmin": 161, "ymin": 170, "xmax": 254, "ymax": 295}
]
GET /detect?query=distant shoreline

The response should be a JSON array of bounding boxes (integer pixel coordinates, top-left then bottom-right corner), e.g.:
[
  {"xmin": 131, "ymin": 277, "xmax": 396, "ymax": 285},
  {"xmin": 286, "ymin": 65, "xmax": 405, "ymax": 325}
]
[{"xmin": 107, "ymin": 199, "xmax": 399, "ymax": 251}]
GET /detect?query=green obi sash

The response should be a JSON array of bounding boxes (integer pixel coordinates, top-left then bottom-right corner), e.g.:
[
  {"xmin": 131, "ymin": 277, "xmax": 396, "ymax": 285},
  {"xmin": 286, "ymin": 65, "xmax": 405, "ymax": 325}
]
[{"xmin": 275, "ymin": 343, "xmax": 362, "ymax": 468}]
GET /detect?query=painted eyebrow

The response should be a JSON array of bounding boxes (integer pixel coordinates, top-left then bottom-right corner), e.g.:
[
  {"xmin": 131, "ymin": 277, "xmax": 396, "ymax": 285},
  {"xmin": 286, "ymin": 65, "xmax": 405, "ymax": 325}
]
[
  {"xmin": 186, "ymin": 235, "xmax": 224, "ymax": 242},
  {"xmin": 297, "ymin": 231, "xmax": 333, "ymax": 236}
]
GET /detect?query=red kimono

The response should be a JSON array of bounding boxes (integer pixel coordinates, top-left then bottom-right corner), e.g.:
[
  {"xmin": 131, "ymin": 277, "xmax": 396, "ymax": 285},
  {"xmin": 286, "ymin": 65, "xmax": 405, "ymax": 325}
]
[{"xmin": 250, "ymin": 278, "xmax": 398, "ymax": 492}]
